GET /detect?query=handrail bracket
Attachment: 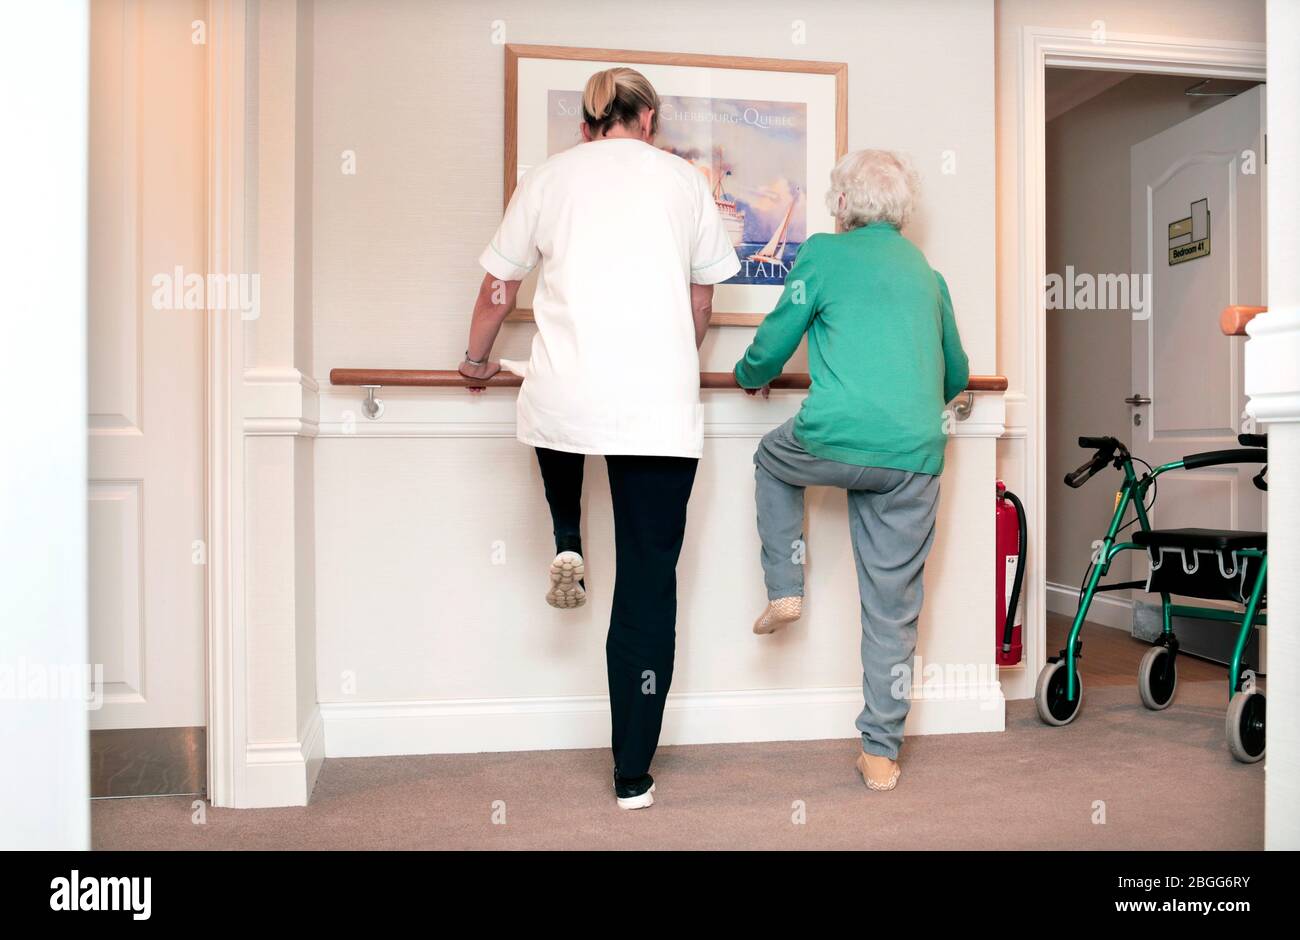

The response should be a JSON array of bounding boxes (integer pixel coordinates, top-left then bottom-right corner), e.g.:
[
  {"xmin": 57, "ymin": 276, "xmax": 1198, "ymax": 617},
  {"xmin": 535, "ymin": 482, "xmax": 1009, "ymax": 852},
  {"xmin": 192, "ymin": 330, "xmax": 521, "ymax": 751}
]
[{"xmin": 361, "ymin": 385, "xmax": 384, "ymax": 420}]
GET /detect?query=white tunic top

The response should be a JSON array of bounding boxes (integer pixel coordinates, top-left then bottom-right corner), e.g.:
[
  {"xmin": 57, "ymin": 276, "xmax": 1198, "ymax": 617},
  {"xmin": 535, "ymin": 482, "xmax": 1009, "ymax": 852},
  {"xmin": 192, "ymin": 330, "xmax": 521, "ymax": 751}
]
[{"xmin": 479, "ymin": 138, "xmax": 740, "ymax": 458}]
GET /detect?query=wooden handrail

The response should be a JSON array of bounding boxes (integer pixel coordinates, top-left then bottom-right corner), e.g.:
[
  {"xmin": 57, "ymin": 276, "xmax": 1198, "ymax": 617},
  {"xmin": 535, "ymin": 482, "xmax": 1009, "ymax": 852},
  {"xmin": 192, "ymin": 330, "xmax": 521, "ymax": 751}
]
[
  {"xmin": 1221, "ymin": 305, "xmax": 1268, "ymax": 336},
  {"xmin": 329, "ymin": 368, "xmax": 1009, "ymax": 393}
]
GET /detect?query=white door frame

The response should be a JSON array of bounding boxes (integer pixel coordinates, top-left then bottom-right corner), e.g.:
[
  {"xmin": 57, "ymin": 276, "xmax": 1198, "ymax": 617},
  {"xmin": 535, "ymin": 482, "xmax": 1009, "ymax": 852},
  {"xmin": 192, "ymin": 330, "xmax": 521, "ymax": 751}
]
[
  {"xmin": 204, "ymin": 0, "xmax": 249, "ymax": 808},
  {"xmin": 1016, "ymin": 27, "xmax": 1265, "ymax": 683}
]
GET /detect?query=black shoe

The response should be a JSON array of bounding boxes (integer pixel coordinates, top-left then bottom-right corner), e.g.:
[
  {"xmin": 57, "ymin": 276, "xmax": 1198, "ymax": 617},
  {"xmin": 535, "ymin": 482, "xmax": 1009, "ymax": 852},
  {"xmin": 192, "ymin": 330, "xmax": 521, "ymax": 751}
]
[{"xmin": 613, "ymin": 770, "xmax": 655, "ymax": 810}]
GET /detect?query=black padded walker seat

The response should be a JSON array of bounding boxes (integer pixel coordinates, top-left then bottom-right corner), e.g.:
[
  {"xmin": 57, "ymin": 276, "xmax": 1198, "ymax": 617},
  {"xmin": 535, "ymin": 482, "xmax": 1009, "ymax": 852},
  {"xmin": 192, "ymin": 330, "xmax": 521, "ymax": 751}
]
[
  {"xmin": 1132, "ymin": 527, "xmax": 1266, "ymax": 551},
  {"xmin": 1136, "ymin": 528, "xmax": 1267, "ymax": 606}
]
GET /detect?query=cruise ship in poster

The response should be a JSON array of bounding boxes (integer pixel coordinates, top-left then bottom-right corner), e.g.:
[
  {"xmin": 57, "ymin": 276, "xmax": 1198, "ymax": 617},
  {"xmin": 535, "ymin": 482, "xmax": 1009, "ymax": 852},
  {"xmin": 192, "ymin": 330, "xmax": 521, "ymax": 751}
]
[{"xmin": 710, "ymin": 162, "xmax": 747, "ymax": 247}]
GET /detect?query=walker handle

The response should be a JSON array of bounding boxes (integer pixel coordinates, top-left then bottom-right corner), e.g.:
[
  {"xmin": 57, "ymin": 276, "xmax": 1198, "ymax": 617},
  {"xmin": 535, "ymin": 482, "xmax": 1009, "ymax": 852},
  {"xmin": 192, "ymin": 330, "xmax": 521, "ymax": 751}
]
[
  {"xmin": 1065, "ymin": 436, "xmax": 1124, "ymax": 488},
  {"xmin": 1065, "ymin": 454, "xmax": 1108, "ymax": 489},
  {"xmin": 1181, "ymin": 448, "xmax": 1269, "ymax": 471}
]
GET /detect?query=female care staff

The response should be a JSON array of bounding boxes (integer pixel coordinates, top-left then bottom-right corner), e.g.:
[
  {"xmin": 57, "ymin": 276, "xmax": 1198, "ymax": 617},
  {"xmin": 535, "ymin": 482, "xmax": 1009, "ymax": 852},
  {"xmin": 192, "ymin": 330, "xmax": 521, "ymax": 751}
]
[{"xmin": 458, "ymin": 68, "xmax": 740, "ymax": 810}]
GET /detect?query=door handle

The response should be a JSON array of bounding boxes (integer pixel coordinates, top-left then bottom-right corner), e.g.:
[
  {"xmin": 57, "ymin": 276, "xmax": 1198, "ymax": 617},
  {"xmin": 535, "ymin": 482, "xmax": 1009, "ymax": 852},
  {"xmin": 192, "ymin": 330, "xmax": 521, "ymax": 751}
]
[{"xmin": 1125, "ymin": 394, "xmax": 1153, "ymax": 406}]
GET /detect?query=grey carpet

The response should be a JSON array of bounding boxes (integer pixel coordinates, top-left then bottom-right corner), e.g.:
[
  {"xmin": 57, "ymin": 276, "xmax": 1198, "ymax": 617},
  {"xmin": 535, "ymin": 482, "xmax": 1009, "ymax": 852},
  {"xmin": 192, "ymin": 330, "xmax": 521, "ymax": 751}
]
[{"xmin": 92, "ymin": 680, "xmax": 1262, "ymax": 850}]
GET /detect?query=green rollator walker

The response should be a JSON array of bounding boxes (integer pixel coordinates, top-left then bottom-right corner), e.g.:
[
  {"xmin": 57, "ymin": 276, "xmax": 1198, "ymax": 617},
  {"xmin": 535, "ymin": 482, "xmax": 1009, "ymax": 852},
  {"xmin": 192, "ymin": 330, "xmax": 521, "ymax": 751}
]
[{"xmin": 1036, "ymin": 433, "xmax": 1269, "ymax": 762}]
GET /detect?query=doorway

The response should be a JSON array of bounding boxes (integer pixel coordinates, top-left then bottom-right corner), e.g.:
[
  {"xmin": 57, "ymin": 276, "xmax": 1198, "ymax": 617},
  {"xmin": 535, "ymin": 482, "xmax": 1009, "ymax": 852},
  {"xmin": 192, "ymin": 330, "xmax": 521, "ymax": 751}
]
[
  {"xmin": 1043, "ymin": 71, "xmax": 1265, "ymax": 672},
  {"xmin": 1015, "ymin": 28, "xmax": 1267, "ymax": 695}
]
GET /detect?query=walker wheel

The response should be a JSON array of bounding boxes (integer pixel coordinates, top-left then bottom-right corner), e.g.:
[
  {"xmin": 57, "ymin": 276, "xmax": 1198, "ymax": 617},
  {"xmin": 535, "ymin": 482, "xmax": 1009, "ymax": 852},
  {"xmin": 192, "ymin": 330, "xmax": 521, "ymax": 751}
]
[
  {"xmin": 1138, "ymin": 644, "xmax": 1177, "ymax": 710},
  {"xmin": 1225, "ymin": 690, "xmax": 1265, "ymax": 763},
  {"xmin": 1035, "ymin": 659, "xmax": 1083, "ymax": 726}
]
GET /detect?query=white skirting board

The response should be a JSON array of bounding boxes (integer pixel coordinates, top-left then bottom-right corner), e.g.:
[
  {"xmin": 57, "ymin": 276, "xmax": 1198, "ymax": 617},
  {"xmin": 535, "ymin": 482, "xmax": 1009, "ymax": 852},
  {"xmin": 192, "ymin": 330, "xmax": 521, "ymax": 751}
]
[
  {"xmin": 242, "ymin": 706, "xmax": 327, "ymax": 808},
  {"xmin": 1045, "ymin": 580, "xmax": 1134, "ymax": 631},
  {"xmin": 319, "ymin": 683, "xmax": 1006, "ymax": 758}
]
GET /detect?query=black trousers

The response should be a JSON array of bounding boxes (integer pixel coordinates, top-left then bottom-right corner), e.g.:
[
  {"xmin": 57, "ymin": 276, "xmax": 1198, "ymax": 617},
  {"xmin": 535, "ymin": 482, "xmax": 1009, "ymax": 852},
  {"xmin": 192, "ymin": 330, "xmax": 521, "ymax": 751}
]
[{"xmin": 535, "ymin": 448, "xmax": 699, "ymax": 779}]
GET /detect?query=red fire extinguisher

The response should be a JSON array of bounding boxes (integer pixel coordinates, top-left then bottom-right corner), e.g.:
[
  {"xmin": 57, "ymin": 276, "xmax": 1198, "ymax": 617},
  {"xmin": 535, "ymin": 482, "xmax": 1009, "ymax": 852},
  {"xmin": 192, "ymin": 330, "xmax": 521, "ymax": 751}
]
[{"xmin": 996, "ymin": 482, "xmax": 1026, "ymax": 666}]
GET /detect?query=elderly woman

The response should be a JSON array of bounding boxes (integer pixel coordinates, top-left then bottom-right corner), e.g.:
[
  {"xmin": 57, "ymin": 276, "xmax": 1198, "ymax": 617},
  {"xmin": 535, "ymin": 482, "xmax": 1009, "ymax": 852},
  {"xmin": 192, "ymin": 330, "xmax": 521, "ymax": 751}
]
[
  {"xmin": 734, "ymin": 149, "xmax": 969, "ymax": 793},
  {"xmin": 459, "ymin": 68, "xmax": 739, "ymax": 810}
]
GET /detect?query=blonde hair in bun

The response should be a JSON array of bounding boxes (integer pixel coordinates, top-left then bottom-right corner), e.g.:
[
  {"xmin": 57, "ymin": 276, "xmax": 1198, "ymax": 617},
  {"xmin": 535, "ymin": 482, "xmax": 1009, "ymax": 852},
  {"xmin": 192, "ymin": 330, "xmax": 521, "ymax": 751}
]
[{"xmin": 581, "ymin": 67, "xmax": 659, "ymax": 136}]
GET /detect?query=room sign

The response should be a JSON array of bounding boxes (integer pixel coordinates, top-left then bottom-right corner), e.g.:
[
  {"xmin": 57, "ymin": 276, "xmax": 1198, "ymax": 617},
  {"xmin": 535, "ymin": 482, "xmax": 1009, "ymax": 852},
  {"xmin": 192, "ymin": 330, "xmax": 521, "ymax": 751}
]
[{"xmin": 1168, "ymin": 197, "xmax": 1211, "ymax": 265}]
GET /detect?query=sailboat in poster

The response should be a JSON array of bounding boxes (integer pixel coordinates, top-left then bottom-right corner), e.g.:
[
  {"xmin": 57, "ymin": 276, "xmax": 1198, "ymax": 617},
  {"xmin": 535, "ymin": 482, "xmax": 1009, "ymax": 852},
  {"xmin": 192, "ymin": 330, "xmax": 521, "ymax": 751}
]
[{"xmin": 748, "ymin": 188, "xmax": 799, "ymax": 265}]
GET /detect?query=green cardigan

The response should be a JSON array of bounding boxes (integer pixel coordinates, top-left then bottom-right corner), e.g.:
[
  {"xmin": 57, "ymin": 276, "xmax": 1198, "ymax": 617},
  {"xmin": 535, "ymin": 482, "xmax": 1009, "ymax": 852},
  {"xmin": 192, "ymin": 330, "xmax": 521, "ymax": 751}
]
[{"xmin": 734, "ymin": 223, "xmax": 969, "ymax": 474}]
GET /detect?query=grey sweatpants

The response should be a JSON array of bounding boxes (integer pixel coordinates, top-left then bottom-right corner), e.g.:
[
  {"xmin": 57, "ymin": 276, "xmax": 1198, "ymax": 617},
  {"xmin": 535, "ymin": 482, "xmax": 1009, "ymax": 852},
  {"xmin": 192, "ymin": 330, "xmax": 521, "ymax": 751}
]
[{"xmin": 754, "ymin": 418, "xmax": 940, "ymax": 759}]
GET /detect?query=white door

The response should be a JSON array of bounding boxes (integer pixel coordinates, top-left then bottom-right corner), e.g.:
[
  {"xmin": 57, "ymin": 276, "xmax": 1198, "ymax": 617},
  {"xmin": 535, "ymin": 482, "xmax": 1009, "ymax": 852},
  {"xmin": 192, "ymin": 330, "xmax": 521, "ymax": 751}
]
[
  {"xmin": 88, "ymin": 0, "xmax": 207, "ymax": 730},
  {"xmin": 1130, "ymin": 85, "xmax": 1266, "ymax": 536}
]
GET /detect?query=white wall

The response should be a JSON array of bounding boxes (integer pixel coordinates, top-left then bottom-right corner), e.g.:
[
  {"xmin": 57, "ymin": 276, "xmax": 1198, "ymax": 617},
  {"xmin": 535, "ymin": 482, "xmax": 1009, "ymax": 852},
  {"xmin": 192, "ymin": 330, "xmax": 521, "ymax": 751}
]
[
  {"xmin": 0, "ymin": 2, "xmax": 90, "ymax": 849},
  {"xmin": 311, "ymin": 0, "xmax": 1002, "ymax": 753}
]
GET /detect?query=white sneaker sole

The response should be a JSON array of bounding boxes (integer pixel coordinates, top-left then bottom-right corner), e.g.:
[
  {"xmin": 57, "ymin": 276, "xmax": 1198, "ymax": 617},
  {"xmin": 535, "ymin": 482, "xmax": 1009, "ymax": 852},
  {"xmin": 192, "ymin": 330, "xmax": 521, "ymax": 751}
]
[
  {"xmin": 616, "ymin": 784, "xmax": 655, "ymax": 810},
  {"xmin": 546, "ymin": 552, "xmax": 586, "ymax": 609}
]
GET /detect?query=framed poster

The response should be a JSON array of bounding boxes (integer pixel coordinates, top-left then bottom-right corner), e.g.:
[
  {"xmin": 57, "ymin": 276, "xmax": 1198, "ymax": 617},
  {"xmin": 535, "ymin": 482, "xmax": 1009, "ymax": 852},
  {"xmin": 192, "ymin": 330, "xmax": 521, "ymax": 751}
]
[{"xmin": 504, "ymin": 44, "xmax": 847, "ymax": 326}]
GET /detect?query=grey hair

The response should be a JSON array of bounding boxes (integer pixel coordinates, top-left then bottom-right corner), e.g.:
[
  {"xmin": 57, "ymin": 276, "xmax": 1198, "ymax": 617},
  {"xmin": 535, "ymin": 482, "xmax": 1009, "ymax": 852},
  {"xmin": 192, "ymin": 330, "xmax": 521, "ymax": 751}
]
[{"xmin": 824, "ymin": 149, "xmax": 920, "ymax": 230}]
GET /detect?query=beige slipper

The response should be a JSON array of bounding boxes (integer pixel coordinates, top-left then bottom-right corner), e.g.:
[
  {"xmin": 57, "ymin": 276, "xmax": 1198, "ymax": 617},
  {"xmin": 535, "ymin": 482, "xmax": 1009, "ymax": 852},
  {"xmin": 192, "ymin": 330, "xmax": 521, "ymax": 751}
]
[
  {"xmin": 856, "ymin": 751, "xmax": 901, "ymax": 792},
  {"xmin": 753, "ymin": 596, "xmax": 803, "ymax": 635}
]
